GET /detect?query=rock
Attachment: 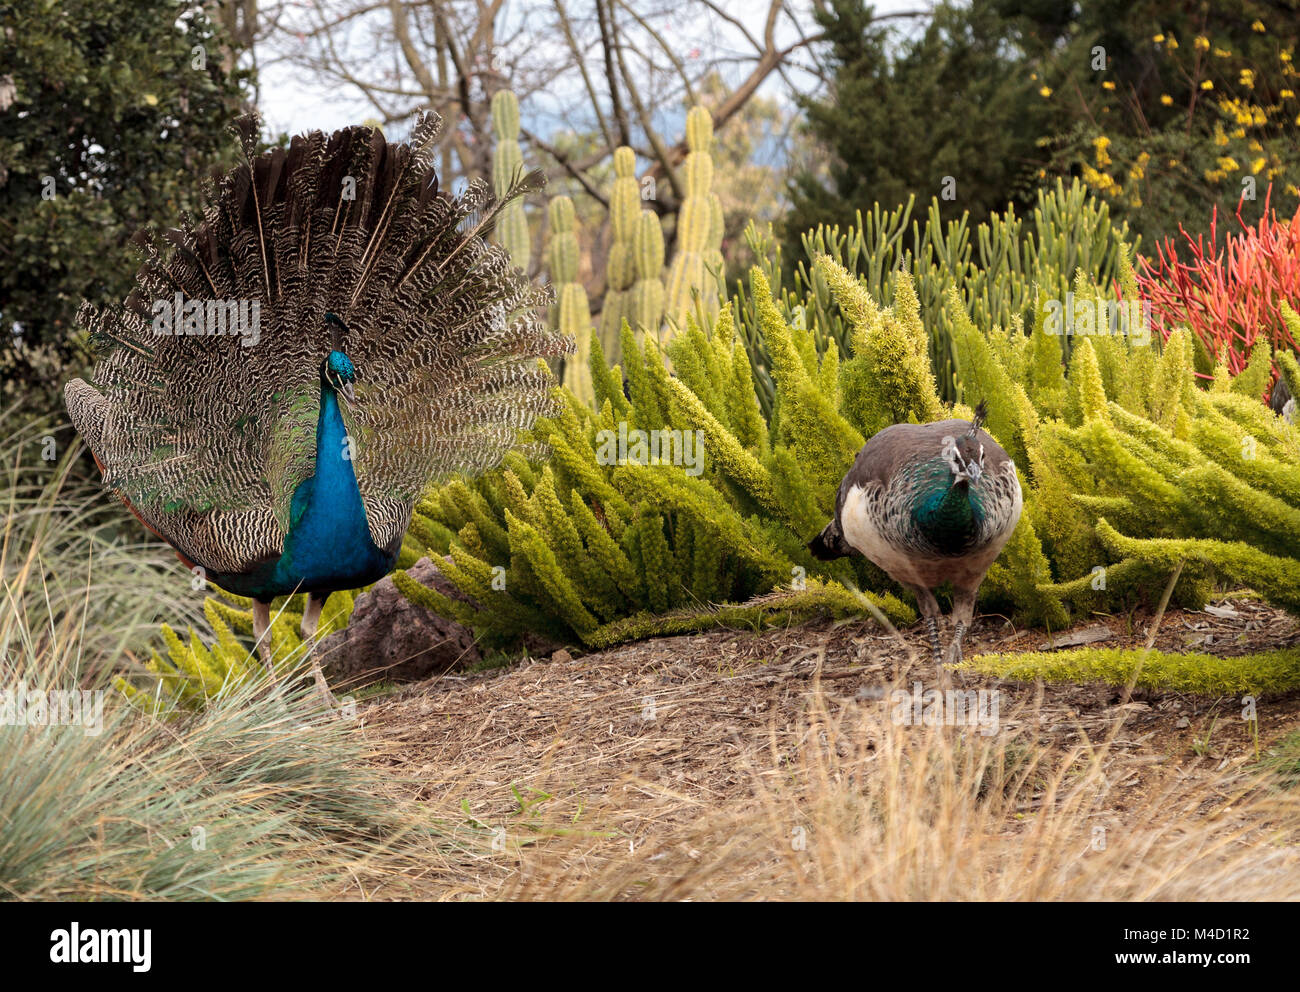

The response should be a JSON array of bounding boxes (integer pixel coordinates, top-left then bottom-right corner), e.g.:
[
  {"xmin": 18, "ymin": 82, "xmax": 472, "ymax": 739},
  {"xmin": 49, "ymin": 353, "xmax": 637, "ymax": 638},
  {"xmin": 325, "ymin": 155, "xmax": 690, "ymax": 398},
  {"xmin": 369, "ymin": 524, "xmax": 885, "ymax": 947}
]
[
  {"xmin": 319, "ymin": 556, "xmax": 480, "ymax": 685},
  {"xmin": 1203, "ymin": 604, "xmax": 1240, "ymax": 619},
  {"xmin": 1040, "ymin": 625, "xmax": 1113, "ymax": 650}
]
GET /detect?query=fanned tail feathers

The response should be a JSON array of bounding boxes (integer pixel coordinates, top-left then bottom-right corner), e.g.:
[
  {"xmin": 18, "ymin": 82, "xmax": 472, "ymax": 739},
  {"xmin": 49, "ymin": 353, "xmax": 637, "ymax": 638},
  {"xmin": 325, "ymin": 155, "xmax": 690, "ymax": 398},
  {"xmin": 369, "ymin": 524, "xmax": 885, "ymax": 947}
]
[{"xmin": 71, "ymin": 111, "xmax": 571, "ymax": 559}]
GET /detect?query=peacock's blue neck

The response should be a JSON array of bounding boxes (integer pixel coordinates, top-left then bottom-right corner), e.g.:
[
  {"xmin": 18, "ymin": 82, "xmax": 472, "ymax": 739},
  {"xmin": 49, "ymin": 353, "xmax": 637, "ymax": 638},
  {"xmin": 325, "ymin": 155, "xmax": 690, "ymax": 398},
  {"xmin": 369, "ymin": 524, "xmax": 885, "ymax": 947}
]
[
  {"xmin": 307, "ymin": 384, "xmax": 362, "ymax": 524},
  {"xmin": 269, "ymin": 380, "xmax": 389, "ymax": 593},
  {"xmin": 914, "ymin": 469, "xmax": 983, "ymax": 554}
]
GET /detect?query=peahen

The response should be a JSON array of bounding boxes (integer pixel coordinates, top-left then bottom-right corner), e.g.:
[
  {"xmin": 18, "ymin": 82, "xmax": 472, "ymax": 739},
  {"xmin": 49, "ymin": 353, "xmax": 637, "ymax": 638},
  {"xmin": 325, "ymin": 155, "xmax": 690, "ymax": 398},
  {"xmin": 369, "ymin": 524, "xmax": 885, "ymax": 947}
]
[
  {"xmin": 1272, "ymin": 375, "xmax": 1295, "ymax": 424},
  {"xmin": 808, "ymin": 402, "xmax": 1022, "ymax": 666},
  {"xmin": 65, "ymin": 112, "xmax": 570, "ymax": 706}
]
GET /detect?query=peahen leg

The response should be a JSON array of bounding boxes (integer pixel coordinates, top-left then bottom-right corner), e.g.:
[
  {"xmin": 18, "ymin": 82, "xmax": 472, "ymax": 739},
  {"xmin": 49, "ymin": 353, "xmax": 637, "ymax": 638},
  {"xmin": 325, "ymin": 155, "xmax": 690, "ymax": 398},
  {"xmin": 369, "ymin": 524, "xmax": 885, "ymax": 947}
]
[
  {"xmin": 907, "ymin": 584, "xmax": 945, "ymax": 665},
  {"xmin": 300, "ymin": 592, "xmax": 337, "ymax": 710},
  {"xmin": 945, "ymin": 584, "xmax": 979, "ymax": 667},
  {"xmin": 251, "ymin": 600, "xmax": 279, "ymax": 687}
]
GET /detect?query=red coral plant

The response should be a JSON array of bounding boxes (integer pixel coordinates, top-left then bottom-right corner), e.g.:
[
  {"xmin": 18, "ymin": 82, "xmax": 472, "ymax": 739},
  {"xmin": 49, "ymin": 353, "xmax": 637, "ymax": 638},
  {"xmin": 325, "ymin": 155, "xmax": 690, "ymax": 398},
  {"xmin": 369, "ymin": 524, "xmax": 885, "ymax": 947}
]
[{"xmin": 1133, "ymin": 186, "xmax": 1300, "ymax": 392}]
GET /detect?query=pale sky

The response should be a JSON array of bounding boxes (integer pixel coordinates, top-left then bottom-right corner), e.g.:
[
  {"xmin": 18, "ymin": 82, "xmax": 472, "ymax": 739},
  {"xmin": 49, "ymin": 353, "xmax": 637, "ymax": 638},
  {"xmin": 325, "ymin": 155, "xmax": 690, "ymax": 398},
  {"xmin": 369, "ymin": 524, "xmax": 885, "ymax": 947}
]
[{"xmin": 255, "ymin": 0, "xmax": 929, "ymax": 141}]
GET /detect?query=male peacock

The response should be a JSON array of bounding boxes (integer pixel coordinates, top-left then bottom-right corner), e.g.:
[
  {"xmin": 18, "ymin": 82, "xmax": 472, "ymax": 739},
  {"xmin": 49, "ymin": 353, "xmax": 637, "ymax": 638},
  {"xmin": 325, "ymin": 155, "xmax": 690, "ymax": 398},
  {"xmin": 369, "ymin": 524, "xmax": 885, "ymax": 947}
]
[
  {"xmin": 66, "ymin": 112, "xmax": 570, "ymax": 706},
  {"xmin": 808, "ymin": 403, "xmax": 1022, "ymax": 666}
]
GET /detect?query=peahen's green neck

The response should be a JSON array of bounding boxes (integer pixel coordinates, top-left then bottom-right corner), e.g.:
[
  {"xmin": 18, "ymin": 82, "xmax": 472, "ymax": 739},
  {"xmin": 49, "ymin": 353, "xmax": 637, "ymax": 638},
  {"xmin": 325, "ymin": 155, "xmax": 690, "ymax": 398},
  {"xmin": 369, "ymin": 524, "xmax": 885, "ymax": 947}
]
[{"xmin": 914, "ymin": 473, "xmax": 981, "ymax": 553}]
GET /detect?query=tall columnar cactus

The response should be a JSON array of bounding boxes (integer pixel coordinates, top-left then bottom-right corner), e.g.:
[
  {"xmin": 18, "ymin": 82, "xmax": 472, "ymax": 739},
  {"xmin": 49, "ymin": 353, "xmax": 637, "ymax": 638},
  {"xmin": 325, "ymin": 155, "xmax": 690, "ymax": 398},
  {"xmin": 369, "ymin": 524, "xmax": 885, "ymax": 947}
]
[
  {"xmin": 491, "ymin": 89, "xmax": 531, "ymax": 271},
  {"xmin": 630, "ymin": 210, "xmax": 665, "ymax": 342},
  {"xmin": 600, "ymin": 146, "xmax": 642, "ymax": 363},
  {"xmin": 666, "ymin": 105, "xmax": 723, "ymax": 332},
  {"xmin": 549, "ymin": 196, "xmax": 595, "ymax": 405}
]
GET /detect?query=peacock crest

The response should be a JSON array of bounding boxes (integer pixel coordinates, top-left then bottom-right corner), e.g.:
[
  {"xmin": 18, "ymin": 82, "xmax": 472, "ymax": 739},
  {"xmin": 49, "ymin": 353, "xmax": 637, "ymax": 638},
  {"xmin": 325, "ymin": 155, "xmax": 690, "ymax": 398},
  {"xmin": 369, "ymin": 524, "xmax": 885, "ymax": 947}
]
[{"xmin": 69, "ymin": 112, "xmax": 572, "ymax": 568}]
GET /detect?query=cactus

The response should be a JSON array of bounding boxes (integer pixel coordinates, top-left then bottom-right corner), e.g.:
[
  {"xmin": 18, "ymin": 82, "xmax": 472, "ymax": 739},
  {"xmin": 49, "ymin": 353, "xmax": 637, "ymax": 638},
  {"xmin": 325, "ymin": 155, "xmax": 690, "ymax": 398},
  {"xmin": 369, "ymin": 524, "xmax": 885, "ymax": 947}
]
[
  {"xmin": 600, "ymin": 146, "xmax": 642, "ymax": 363},
  {"xmin": 491, "ymin": 89, "xmax": 531, "ymax": 270},
  {"xmin": 630, "ymin": 210, "xmax": 665, "ymax": 343},
  {"xmin": 548, "ymin": 196, "xmax": 595, "ymax": 405},
  {"xmin": 665, "ymin": 106, "xmax": 722, "ymax": 331}
]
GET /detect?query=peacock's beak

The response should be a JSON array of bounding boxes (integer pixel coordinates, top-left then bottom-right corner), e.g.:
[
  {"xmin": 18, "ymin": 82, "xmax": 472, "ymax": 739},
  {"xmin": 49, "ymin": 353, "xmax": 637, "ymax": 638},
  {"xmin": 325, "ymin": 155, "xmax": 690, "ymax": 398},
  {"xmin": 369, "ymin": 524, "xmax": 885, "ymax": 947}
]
[{"xmin": 341, "ymin": 381, "xmax": 356, "ymax": 404}]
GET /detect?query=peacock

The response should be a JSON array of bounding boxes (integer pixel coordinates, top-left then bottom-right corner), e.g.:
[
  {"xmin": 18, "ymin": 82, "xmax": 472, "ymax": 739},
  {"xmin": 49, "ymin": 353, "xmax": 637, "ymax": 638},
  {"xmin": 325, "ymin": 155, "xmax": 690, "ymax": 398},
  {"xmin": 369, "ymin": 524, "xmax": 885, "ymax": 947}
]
[
  {"xmin": 65, "ymin": 112, "xmax": 571, "ymax": 707},
  {"xmin": 808, "ymin": 403, "xmax": 1022, "ymax": 666}
]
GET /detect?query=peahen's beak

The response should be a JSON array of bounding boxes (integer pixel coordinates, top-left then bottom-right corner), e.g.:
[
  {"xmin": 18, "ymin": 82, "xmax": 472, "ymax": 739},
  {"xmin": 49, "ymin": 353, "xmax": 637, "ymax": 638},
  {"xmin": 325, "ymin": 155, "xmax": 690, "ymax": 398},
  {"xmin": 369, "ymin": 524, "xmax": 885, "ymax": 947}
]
[{"xmin": 966, "ymin": 461, "xmax": 982, "ymax": 484}]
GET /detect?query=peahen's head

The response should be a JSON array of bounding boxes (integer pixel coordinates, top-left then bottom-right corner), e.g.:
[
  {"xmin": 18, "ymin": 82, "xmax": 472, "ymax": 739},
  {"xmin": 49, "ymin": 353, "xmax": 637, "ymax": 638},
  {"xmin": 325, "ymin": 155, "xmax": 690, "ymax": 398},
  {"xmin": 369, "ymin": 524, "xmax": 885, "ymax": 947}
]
[
  {"xmin": 322, "ymin": 312, "xmax": 357, "ymax": 402},
  {"xmin": 941, "ymin": 400, "xmax": 990, "ymax": 486}
]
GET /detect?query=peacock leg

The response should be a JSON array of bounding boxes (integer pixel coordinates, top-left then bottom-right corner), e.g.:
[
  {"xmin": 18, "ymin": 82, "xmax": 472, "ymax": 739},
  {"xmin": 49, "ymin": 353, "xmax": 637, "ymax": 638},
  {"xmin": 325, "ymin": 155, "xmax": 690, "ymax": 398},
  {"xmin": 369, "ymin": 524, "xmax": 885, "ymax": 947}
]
[
  {"xmin": 251, "ymin": 600, "xmax": 279, "ymax": 687},
  {"xmin": 300, "ymin": 592, "xmax": 338, "ymax": 711},
  {"xmin": 945, "ymin": 585, "xmax": 979, "ymax": 667},
  {"xmin": 907, "ymin": 584, "xmax": 944, "ymax": 665}
]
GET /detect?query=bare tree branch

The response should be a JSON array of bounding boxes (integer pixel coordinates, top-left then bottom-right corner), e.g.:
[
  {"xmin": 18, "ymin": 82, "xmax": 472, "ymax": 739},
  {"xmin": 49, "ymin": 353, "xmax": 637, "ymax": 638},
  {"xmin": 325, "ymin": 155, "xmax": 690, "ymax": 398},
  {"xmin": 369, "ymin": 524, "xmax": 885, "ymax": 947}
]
[
  {"xmin": 595, "ymin": 0, "xmax": 631, "ymax": 147},
  {"xmin": 522, "ymin": 126, "xmax": 611, "ymax": 207}
]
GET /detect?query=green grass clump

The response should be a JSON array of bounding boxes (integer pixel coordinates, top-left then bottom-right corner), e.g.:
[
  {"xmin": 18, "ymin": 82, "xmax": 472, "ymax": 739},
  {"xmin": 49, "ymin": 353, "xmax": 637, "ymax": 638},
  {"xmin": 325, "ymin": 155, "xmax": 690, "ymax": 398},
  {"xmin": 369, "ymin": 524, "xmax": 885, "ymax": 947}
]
[
  {"xmin": 1, "ymin": 407, "xmax": 441, "ymax": 900},
  {"xmin": 1261, "ymin": 730, "xmax": 1300, "ymax": 790},
  {"xmin": 0, "ymin": 669, "xmax": 428, "ymax": 900},
  {"xmin": 960, "ymin": 645, "xmax": 1300, "ymax": 696}
]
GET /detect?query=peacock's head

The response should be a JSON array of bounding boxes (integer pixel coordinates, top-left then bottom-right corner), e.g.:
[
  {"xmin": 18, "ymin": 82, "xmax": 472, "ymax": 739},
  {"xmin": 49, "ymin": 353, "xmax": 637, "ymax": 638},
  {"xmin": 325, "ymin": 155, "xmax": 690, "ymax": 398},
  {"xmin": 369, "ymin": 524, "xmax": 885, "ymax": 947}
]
[
  {"xmin": 321, "ymin": 350, "xmax": 357, "ymax": 402},
  {"xmin": 322, "ymin": 312, "xmax": 357, "ymax": 402}
]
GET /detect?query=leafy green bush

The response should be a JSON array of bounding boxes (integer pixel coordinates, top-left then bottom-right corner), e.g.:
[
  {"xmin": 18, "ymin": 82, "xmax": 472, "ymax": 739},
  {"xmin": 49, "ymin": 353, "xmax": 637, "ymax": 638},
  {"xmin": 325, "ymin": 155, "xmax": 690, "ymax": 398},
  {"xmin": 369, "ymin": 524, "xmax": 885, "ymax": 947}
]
[
  {"xmin": 116, "ymin": 590, "xmax": 357, "ymax": 712},
  {"xmin": 0, "ymin": 0, "xmax": 248, "ymax": 407},
  {"xmin": 399, "ymin": 232, "xmax": 1298, "ymax": 651},
  {"xmin": 398, "ymin": 298, "xmax": 916, "ymax": 650}
]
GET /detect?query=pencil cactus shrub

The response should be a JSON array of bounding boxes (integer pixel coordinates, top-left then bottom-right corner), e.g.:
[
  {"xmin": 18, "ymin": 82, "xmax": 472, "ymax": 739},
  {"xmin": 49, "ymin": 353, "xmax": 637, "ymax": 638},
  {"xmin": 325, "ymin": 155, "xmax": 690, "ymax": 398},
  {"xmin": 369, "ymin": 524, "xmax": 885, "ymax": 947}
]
[
  {"xmin": 1135, "ymin": 194, "xmax": 1300, "ymax": 381},
  {"xmin": 548, "ymin": 196, "xmax": 595, "ymax": 406},
  {"xmin": 665, "ymin": 106, "xmax": 721, "ymax": 332},
  {"xmin": 744, "ymin": 179, "xmax": 1137, "ymax": 409},
  {"xmin": 599, "ymin": 146, "xmax": 642, "ymax": 363},
  {"xmin": 490, "ymin": 89, "xmax": 531, "ymax": 271}
]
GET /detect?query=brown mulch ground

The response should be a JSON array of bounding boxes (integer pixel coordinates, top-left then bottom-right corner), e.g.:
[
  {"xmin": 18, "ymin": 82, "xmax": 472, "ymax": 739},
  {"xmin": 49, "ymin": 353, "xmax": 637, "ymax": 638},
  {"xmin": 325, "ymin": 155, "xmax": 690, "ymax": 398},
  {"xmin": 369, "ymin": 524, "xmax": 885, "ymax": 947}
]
[{"xmin": 355, "ymin": 597, "xmax": 1300, "ymax": 858}]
